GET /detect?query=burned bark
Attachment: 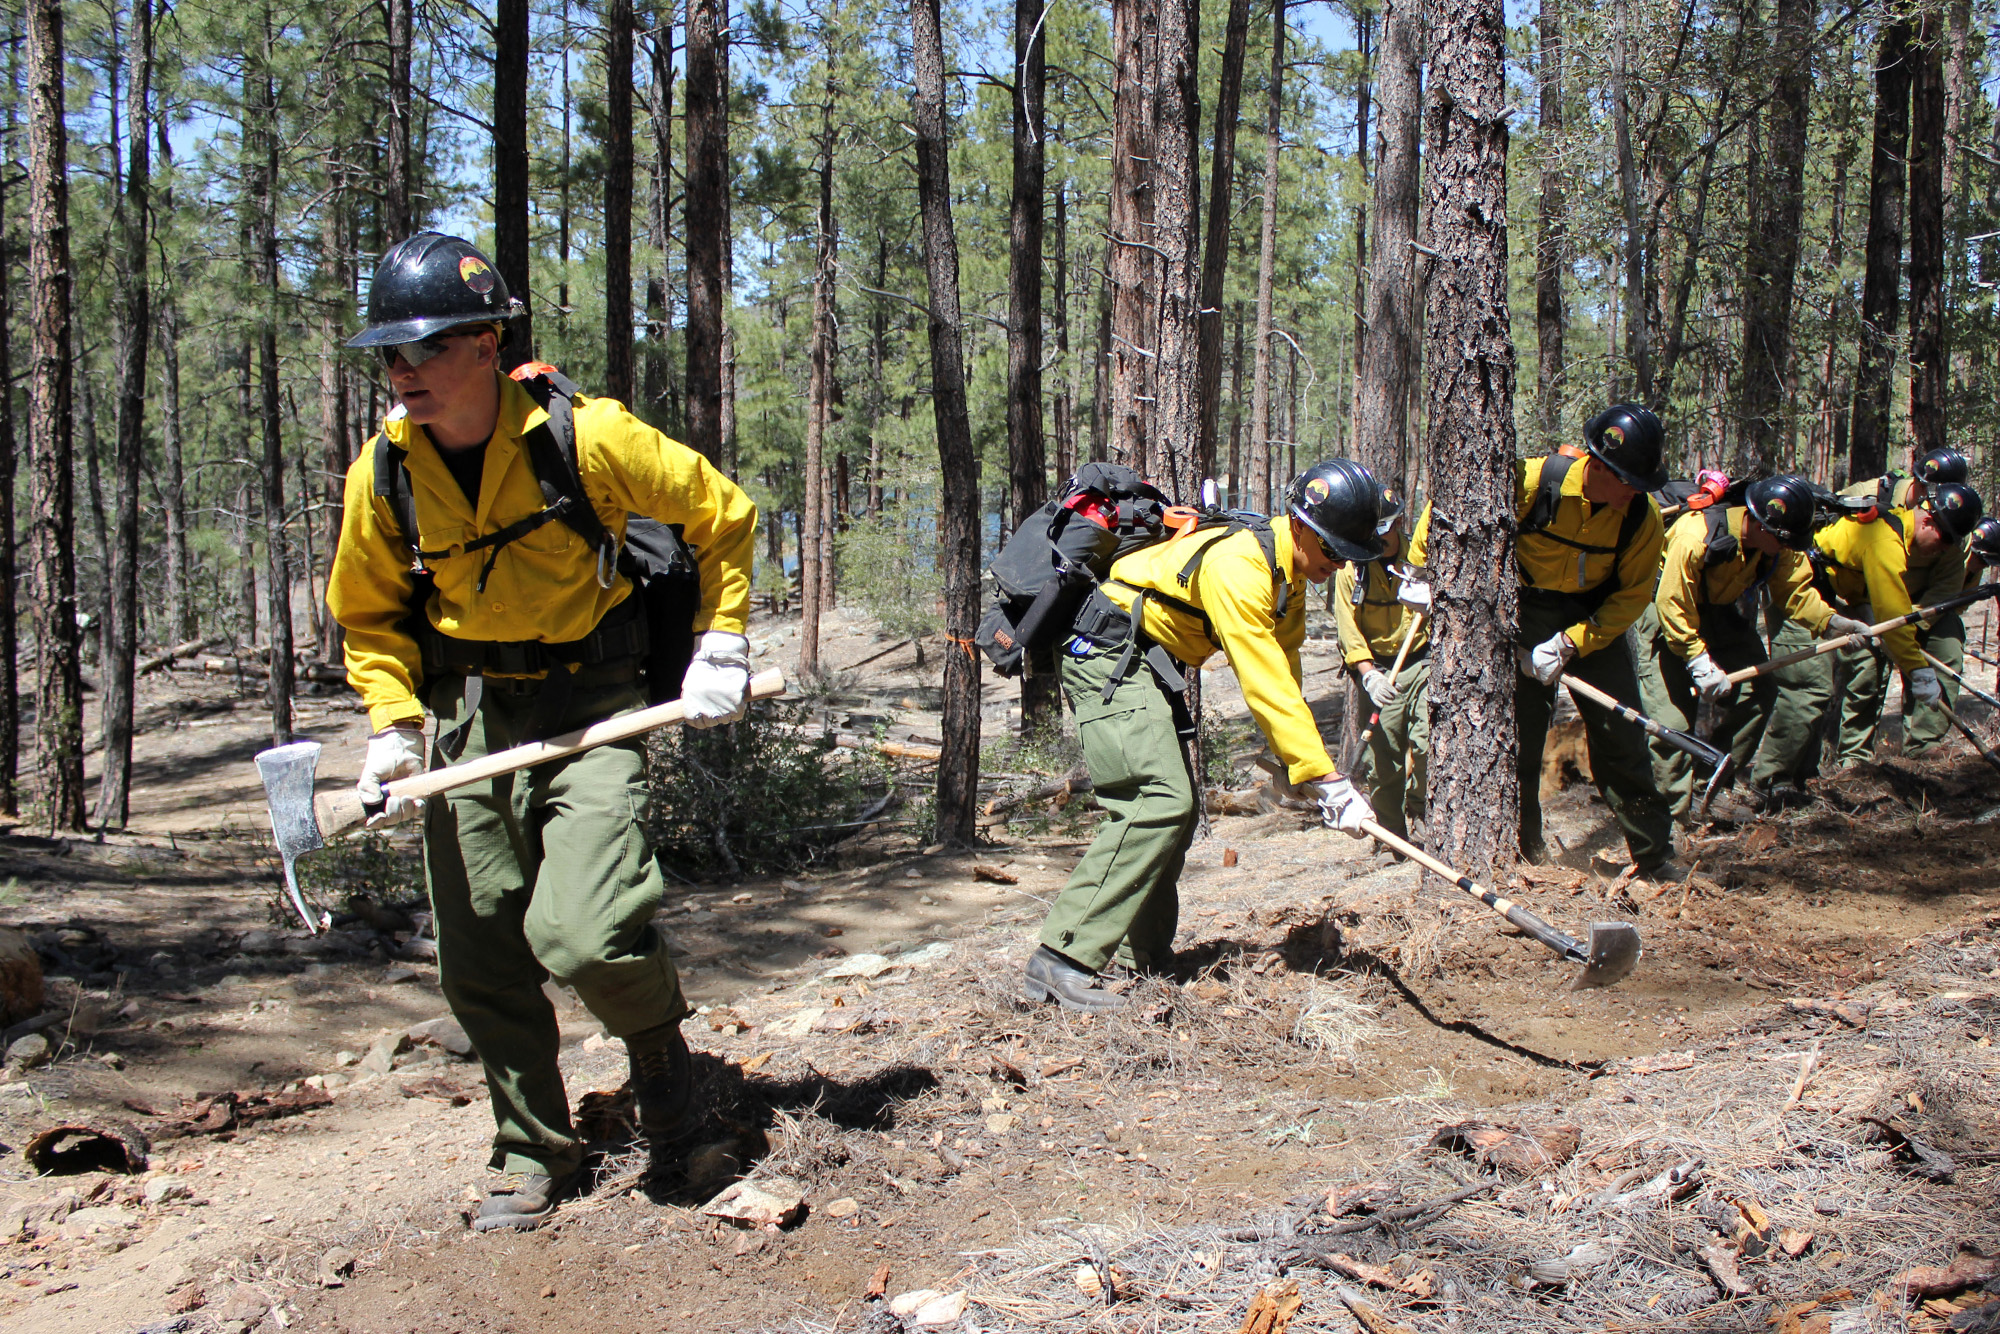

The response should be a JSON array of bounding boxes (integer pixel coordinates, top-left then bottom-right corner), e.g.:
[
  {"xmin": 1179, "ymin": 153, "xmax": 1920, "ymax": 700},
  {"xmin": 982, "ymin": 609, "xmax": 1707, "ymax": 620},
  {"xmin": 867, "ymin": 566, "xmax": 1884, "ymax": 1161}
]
[{"xmin": 1849, "ymin": 19, "xmax": 1911, "ymax": 483}]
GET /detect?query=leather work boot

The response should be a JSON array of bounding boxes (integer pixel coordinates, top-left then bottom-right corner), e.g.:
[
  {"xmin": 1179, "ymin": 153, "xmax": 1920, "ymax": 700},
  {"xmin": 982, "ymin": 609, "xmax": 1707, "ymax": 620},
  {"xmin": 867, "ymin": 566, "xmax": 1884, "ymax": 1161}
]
[
  {"xmin": 625, "ymin": 1021, "xmax": 695, "ymax": 1144},
  {"xmin": 1023, "ymin": 946, "xmax": 1129, "ymax": 1014},
  {"xmin": 473, "ymin": 1168, "xmax": 581, "ymax": 1233},
  {"xmin": 1751, "ymin": 782, "xmax": 1811, "ymax": 812}
]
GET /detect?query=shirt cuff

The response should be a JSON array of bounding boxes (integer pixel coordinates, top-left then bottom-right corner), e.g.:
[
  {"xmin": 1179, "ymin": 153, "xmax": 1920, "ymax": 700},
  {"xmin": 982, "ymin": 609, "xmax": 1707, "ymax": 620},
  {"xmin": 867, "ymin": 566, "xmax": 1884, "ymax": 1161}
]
[{"xmin": 367, "ymin": 700, "xmax": 427, "ymax": 733}]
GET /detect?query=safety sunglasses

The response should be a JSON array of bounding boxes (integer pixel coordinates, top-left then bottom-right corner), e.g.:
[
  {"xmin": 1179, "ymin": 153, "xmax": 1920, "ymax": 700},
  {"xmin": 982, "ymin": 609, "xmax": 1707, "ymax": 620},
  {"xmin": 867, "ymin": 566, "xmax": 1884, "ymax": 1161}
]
[{"xmin": 375, "ymin": 332, "xmax": 471, "ymax": 369}]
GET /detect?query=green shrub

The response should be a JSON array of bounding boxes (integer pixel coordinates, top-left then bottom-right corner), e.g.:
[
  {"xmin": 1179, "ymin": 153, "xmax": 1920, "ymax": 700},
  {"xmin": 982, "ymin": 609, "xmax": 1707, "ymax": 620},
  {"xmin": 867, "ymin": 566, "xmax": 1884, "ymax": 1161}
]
[{"xmin": 834, "ymin": 504, "xmax": 944, "ymax": 641}]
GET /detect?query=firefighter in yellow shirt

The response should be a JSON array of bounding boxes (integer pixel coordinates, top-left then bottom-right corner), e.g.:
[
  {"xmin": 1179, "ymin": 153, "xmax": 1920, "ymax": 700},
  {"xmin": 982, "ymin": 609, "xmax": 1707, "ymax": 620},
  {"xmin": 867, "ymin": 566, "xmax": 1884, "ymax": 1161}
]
[
  {"xmin": 1748, "ymin": 488, "xmax": 1977, "ymax": 798},
  {"xmin": 1409, "ymin": 404, "xmax": 1675, "ymax": 874},
  {"xmin": 327, "ymin": 234, "xmax": 758, "ymax": 1232},
  {"xmin": 1024, "ymin": 460, "xmax": 1382, "ymax": 1013},
  {"xmin": 1835, "ymin": 456, "xmax": 1979, "ymax": 761},
  {"xmin": 1632, "ymin": 477, "xmax": 1835, "ymax": 820},
  {"xmin": 1332, "ymin": 485, "xmax": 1430, "ymax": 840}
]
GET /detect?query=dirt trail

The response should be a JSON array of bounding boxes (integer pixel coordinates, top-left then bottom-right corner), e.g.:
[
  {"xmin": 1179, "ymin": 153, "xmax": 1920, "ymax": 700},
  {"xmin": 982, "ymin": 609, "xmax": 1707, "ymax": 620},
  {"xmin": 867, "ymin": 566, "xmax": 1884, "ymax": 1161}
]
[{"xmin": 1, "ymin": 605, "xmax": 1997, "ymax": 1333}]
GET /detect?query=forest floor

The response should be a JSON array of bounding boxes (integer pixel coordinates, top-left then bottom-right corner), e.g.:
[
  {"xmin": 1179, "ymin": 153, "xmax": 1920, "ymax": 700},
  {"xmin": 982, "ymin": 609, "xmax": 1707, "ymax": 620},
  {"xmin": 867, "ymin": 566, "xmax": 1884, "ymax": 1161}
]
[{"xmin": 1, "ymin": 602, "xmax": 1998, "ymax": 1334}]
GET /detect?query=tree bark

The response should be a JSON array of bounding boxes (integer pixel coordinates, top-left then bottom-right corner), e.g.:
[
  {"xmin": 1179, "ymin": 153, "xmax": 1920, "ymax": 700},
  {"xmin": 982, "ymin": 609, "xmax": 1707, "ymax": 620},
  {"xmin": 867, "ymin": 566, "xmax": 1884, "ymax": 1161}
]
[
  {"xmin": 1849, "ymin": 19, "xmax": 1911, "ymax": 483},
  {"xmin": 98, "ymin": 0, "xmax": 151, "ymax": 829},
  {"xmin": 800, "ymin": 95, "xmax": 836, "ymax": 678},
  {"xmin": 26, "ymin": 0, "xmax": 85, "ymax": 830},
  {"xmin": 1107, "ymin": 0, "xmax": 1159, "ymax": 473},
  {"xmin": 1349, "ymin": 5, "xmax": 1371, "ymax": 438},
  {"xmin": 1052, "ymin": 177, "xmax": 1076, "ymax": 480},
  {"xmin": 385, "ymin": 0, "xmax": 413, "ymax": 238},
  {"xmin": 1609, "ymin": 0, "xmax": 1646, "ymax": 401},
  {"xmin": 156, "ymin": 297, "xmax": 192, "ymax": 644},
  {"xmin": 604, "ymin": 0, "xmax": 635, "ymax": 402},
  {"xmin": 1534, "ymin": 0, "xmax": 1564, "ymax": 443},
  {"xmin": 1196, "ymin": 0, "xmax": 1252, "ymax": 481},
  {"xmin": 912, "ymin": 0, "xmax": 981, "ymax": 845},
  {"xmin": 1422, "ymin": 0, "xmax": 1517, "ymax": 887},
  {"xmin": 1735, "ymin": 0, "xmax": 1812, "ymax": 472},
  {"xmin": 1009, "ymin": 0, "xmax": 1057, "ymax": 731},
  {"xmin": 1150, "ymin": 0, "xmax": 1202, "ymax": 498},
  {"xmin": 1246, "ymin": 0, "xmax": 1284, "ymax": 512},
  {"xmin": 256, "ymin": 10, "xmax": 293, "ymax": 746},
  {"xmin": 643, "ymin": 1, "xmax": 674, "ymax": 413},
  {"xmin": 494, "ymin": 0, "xmax": 533, "ymax": 367},
  {"xmin": 0, "ymin": 30, "xmax": 21, "ymax": 815},
  {"xmin": 685, "ymin": 0, "xmax": 728, "ymax": 462},
  {"xmin": 1907, "ymin": 15, "xmax": 1945, "ymax": 462},
  {"xmin": 316, "ymin": 159, "xmax": 350, "ymax": 661},
  {"xmin": 1356, "ymin": 0, "xmax": 1418, "ymax": 491}
]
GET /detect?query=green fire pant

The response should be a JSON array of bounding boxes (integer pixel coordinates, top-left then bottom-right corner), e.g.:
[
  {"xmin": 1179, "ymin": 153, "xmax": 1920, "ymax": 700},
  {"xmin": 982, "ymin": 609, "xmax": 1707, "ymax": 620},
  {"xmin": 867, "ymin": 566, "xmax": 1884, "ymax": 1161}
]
[
  {"xmin": 1836, "ymin": 612, "xmax": 1965, "ymax": 763},
  {"xmin": 1517, "ymin": 596, "xmax": 1673, "ymax": 867},
  {"xmin": 1631, "ymin": 603, "xmax": 1774, "ymax": 822},
  {"xmin": 1750, "ymin": 620, "xmax": 1833, "ymax": 788},
  {"xmin": 1365, "ymin": 653, "xmax": 1430, "ymax": 841},
  {"xmin": 1039, "ymin": 640, "xmax": 1196, "ymax": 973},
  {"xmin": 423, "ymin": 667, "xmax": 688, "ymax": 1178}
]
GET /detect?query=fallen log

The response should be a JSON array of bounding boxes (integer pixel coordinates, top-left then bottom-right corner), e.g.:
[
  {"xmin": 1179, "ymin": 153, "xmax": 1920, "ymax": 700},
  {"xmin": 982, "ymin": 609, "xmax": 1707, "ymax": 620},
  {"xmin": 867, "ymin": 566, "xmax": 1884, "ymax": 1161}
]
[{"xmin": 137, "ymin": 636, "xmax": 217, "ymax": 676}]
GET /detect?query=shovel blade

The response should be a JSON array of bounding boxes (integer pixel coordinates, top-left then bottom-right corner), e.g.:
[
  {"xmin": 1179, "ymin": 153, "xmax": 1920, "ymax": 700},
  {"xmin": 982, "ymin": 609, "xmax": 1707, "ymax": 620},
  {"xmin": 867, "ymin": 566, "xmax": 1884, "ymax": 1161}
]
[
  {"xmin": 1569, "ymin": 921, "xmax": 1642, "ymax": 990},
  {"xmin": 255, "ymin": 741, "xmax": 327, "ymax": 862}
]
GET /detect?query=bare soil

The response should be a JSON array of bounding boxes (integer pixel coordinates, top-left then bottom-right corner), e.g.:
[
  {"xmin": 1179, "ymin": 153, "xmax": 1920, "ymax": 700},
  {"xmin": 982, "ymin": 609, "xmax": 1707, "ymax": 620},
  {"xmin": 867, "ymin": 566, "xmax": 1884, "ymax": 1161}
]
[{"xmin": 2, "ymin": 604, "xmax": 1997, "ymax": 1334}]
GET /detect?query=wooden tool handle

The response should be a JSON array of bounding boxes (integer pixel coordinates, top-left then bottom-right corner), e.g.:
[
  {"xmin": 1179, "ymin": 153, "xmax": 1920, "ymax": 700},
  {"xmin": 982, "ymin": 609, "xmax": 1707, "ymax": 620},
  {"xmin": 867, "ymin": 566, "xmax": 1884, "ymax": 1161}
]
[
  {"xmin": 1358, "ymin": 819, "xmax": 1586, "ymax": 963},
  {"xmin": 315, "ymin": 668, "xmax": 787, "ymax": 839},
  {"xmin": 1726, "ymin": 585, "xmax": 2000, "ymax": 684}
]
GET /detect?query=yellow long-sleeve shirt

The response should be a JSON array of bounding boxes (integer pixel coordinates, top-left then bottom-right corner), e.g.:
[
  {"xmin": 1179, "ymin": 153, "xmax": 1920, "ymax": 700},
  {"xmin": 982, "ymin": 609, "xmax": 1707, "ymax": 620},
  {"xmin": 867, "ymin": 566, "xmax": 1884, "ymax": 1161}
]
[
  {"xmin": 328, "ymin": 373, "xmax": 759, "ymax": 731},
  {"xmin": 1653, "ymin": 507, "xmax": 1831, "ymax": 660},
  {"xmin": 1333, "ymin": 558, "xmax": 1427, "ymax": 666},
  {"xmin": 1408, "ymin": 455, "xmax": 1665, "ymax": 656},
  {"xmin": 1100, "ymin": 521, "xmax": 1332, "ymax": 783},
  {"xmin": 1842, "ymin": 475, "xmax": 1967, "ymax": 610},
  {"xmin": 1809, "ymin": 513, "xmax": 1924, "ymax": 669}
]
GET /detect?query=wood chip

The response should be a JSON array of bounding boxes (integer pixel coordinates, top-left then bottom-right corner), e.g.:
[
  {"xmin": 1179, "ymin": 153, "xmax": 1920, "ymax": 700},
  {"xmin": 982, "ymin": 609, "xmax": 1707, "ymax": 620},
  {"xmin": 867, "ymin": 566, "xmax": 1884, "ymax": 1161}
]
[
  {"xmin": 1621, "ymin": 1052, "xmax": 1696, "ymax": 1075},
  {"xmin": 971, "ymin": 864, "xmax": 1018, "ymax": 884},
  {"xmin": 1429, "ymin": 1120, "xmax": 1580, "ymax": 1176},
  {"xmin": 1330, "ymin": 1284, "xmax": 1417, "ymax": 1334},
  {"xmin": 865, "ymin": 1262, "xmax": 890, "ymax": 1299},
  {"xmin": 1889, "ymin": 1250, "xmax": 2000, "ymax": 1302},
  {"xmin": 1237, "ymin": 1278, "xmax": 1303, "ymax": 1334},
  {"xmin": 1317, "ymin": 1253, "xmax": 1433, "ymax": 1297},
  {"xmin": 1702, "ymin": 1241, "xmax": 1757, "ymax": 1296}
]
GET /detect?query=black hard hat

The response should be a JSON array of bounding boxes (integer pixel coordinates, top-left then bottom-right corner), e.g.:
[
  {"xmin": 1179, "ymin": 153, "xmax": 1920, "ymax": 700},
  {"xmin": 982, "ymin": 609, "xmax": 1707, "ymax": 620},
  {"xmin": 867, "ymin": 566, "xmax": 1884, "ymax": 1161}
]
[
  {"xmin": 1971, "ymin": 516, "xmax": 2000, "ymax": 560},
  {"xmin": 1583, "ymin": 403, "xmax": 1669, "ymax": 492},
  {"xmin": 1744, "ymin": 475, "xmax": 1817, "ymax": 551},
  {"xmin": 1920, "ymin": 482, "xmax": 1984, "ymax": 542},
  {"xmin": 1916, "ymin": 447, "xmax": 1971, "ymax": 486},
  {"xmin": 347, "ymin": 232, "xmax": 523, "ymax": 348},
  {"xmin": 1374, "ymin": 482, "xmax": 1404, "ymax": 535},
  {"xmin": 1287, "ymin": 459, "xmax": 1385, "ymax": 562}
]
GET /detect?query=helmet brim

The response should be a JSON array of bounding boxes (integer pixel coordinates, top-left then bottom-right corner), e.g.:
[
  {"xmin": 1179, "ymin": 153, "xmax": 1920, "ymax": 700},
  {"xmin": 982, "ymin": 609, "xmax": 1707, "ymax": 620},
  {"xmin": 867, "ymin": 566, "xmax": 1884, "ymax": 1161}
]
[
  {"xmin": 1588, "ymin": 447, "xmax": 1669, "ymax": 493},
  {"xmin": 345, "ymin": 309, "xmax": 519, "ymax": 349},
  {"xmin": 1294, "ymin": 509, "xmax": 1385, "ymax": 562}
]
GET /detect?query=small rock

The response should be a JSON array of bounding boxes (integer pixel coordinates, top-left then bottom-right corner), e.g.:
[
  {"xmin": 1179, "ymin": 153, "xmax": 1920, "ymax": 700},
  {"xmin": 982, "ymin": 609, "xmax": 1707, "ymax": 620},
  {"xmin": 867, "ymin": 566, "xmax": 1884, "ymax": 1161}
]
[
  {"xmin": 333, "ymin": 1051, "xmax": 359, "ymax": 1068},
  {"xmin": 917, "ymin": 895, "xmax": 936, "ymax": 906},
  {"xmin": 217, "ymin": 974, "xmax": 250, "ymax": 989},
  {"xmin": 95, "ymin": 1051, "xmax": 125, "ymax": 1070},
  {"xmin": 731, "ymin": 892, "xmax": 754, "ymax": 904},
  {"xmin": 6, "ymin": 1032, "xmax": 52, "ymax": 1070},
  {"xmin": 359, "ymin": 1032, "xmax": 407, "ymax": 1075},
  {"xmin": 316, "ymin": 1246, "xmax": 356, "ymax": 1287},
  {"xmin": 238, "ymin": 930, "xmax": 282, "ymax": 955},
  {"xmin": 406, "ymin": 1015, "xmax": 474, "ymax": 1058},
  {"xmin": 823, "ymin": 1197, "xmax": 860, "ymax": 1219},
  {"xmin": 889, "ymin": 1289, "xmax": 969, "ymax": 1325},
  {"xmin": 144, "ymin": 1176, "xmax": 190, "ymax": 1206},
  {"xmin": 383, "ymin": 965, "xmax": 420, "ymax": 984},
  {"xmin": 60, "ymin": 1204, "xmax": 138, "ymax": 1238},
  {"xmin": 321, "ymin": 1072, "xmax": 350, "ymax": 1091},
  {"xmin": 302, "ymin": 1075, "xmax": 327, "ymax": 1090},
  {"xmin": 401, "ymin": 938, "xmax": 439, "ymax": 962},
  {"xmin": 985, "ymin": 1113, "xmax": 1016, "ymax": 1136},
  {"xmin": 685, "ymin": 1142, "xmax": 741, "ymax": 1194},
  {"xmin": 701, "ymin": 1177, "xmax": 806, "ymax": 1228}
]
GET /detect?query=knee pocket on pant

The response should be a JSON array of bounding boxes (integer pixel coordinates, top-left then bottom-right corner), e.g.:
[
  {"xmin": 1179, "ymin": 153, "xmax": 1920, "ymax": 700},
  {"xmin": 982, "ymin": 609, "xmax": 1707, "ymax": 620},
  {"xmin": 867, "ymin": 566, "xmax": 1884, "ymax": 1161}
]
[{"xmin": 1076, "ymin": 704, "xmax": 1187, "ymax": 797}]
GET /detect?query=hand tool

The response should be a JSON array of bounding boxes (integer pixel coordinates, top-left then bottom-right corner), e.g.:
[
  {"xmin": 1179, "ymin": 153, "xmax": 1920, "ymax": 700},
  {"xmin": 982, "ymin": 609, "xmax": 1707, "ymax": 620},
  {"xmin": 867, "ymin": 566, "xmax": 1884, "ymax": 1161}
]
[
  {"xmin": 1557, "ymin": 673, "xmax": 1735, "ymax": 818},
  {"xmin": 1356, "ymin": 819, "xmax": 1642, "ymax": 989},
  {"xmin": 1934, "ymin": 698, "xmax": 2000, "ymax": 777},
  {"xmin": 1920, "ymin": 649, "xmax": 2000, "ymax": 712},
  {"xmin": 253, "ymin": 669, "xmax": 787, "ymax": 930},
  {"xmin": 1723, "ymin": 585, "xmax": 2000, "ymax": 685},
  {"xmin": 1344, "ymin": 611, "xmax": 1424, "ymax": 772}
]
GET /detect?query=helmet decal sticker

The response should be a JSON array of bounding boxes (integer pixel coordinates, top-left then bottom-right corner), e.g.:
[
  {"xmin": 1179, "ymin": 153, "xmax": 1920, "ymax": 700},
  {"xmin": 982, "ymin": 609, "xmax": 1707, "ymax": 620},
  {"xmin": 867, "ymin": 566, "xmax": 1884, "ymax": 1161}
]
[
  {"xmin": 1603, "ymin": 424, "xmax": 1625, "ymax": 447},
  {"xmin": 1304, "ymin": 477, "xmax": 1331, "ymax": 504},
  {"xmin": 459, "ymin": 254, "xmax": 497, "ymax": 296},
  {"xmin": 1766, "ymin": 496, "xmax": 1786, "ymax": 516}
]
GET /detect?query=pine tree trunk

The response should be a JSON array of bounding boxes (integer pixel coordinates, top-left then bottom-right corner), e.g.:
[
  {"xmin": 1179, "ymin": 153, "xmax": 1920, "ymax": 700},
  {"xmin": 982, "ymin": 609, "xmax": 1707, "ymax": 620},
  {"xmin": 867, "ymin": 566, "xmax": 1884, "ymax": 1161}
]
[
  {"xmin": 1609, "ymin": 0, "xmax": 1647, "ymax": 401},
  {"xmin": 1107, "ymin": 0, "xmax": 1159, "ymax": 473},
  {"xmin": 0, "ymin": 33, "xmax": 20, "ymax": 815},
  {"xmin": 26, "ymin": 0, "xmax": 84, "ymax": 831},
  {"xmin": 1736, "ymin": 0, "xmax": 1813, "ymax": 472},
  {"xmin": 1009, "ymin": 0, "xmax": 1056, "ymax": 730},
  {"xmin": 1091, "ymin": 237, "xmax": 1111, "ymax": 463},
  {"xmin": 643, "ymin": 3, "xmax": 673, "ymax": 414},
  {"xmin": 1422, "ymin": 0, "xmax": 1517, "ymax": 886},
  {"xmin": 685, "ymin": 0, "xmax": 728, "ymax": 462},
  {"xmin": 1907, "ymin": 15, "xmax": 1945, "ymax": 461},
  {"xmin": 1228, "ymin": 301, "xmax": 1244, "ymax": 504},
  {"xmin": 800, "ymin": 99, "xmax": 836, "ymax": 677},
  {"xmin": 385, "ymin": 0, "xmax": 412, "ymax": 238},
  {"xmin": 912, "ymin": 0, "xmax": 981, "ymax": 845},
  {"xmin": 1195, "ymin": 0, "xmax": 1251, "ymax": 480},
  {"xmin": 317, "ymin": 162, "xmax": 349, "ymax": 661},
  {"xmin": 1349, "ymin": 7, "xmax": 1371, "ymax": 439},
  {"xmin": 1355, "ymin": 0, "xmax": 1417, "ymax": 490},
  {"xmin": 1149, "ymin": 0, "xmax": 1201, "ymax": 498},
  {"xmin": 98, "ymin": 0, "xmax": 150, "ymax": 830},
  {"xmin": 1052, "ymin": 178, "xmax": 1075, "ymax": 481},
  {"xmin": 1246, "ymin": 0, "xmax": 1283, "ymax": 513},
  {"xmin": 256, "ymin": 13, "xmax": 292, "ymax": 746},
  {"xmin": 1534, "ymin": 0, "xmax": 1565, "ymax": 442},
  {"xmin": 1849, "ymin": 19, "xmax": 1911, "ymax": 483},
  {"xmin": 604, "ymin": 0, "xmax": 635, "ymax": 403},
  {"xmin": 493, "ymin": 0, "xmax": 533, "ymax": 366},
  {"xmin": 157, "ymin": 299, "xmax": 192, "ymax": 643}
]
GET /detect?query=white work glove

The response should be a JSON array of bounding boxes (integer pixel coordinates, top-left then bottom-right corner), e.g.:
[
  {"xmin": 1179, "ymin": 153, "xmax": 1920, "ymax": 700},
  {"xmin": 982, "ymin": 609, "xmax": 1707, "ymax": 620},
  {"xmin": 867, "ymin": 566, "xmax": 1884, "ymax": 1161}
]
[
  {"xmin": 358, "ymin": 727, "xmax": 426, "ymax": 828},
  {"xmin": 1687, "ymin": 651, "xmax": 1733, "ymax": 702},
  {"xmin": 1395, "ymin": 580, "xmax": 1432, "ymax": 612},
  {"xmin": 680, "ymin": 630, "xmax": 752, "ymax": 727},
  {"xmin": 1519, "ymin": 632, "xmax": 1577, "ymax": 686},
  {"xmin": 1361, "ymin": 668, "xmax": 1397, "ymax": 710},
  {"xmin": 1906, "ymin": 666, "xmax": 1942, "ymax": 706},
  {"xmin": 1304, "ymin": 776, "xmax": 1374, "ymax": 838},
  {"xmin": 1824, "ymin": 614, "xmax": 1873, "ymax": 640}
]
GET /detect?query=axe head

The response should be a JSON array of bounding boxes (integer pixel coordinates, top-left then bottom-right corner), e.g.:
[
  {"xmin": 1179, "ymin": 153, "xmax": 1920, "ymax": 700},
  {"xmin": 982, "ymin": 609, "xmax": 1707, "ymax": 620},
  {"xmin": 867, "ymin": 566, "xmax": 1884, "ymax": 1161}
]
[
  {"xmin": 255, "ymin": 741, "xmax": 327, "ymax": 863},
  {"xmin": 1693, "ymin": 753, "xmax": 1738, "ymax": 821},
  {"xmin": 1570, "ymin": 921, "xmax": 1643, "ymax": 990}
]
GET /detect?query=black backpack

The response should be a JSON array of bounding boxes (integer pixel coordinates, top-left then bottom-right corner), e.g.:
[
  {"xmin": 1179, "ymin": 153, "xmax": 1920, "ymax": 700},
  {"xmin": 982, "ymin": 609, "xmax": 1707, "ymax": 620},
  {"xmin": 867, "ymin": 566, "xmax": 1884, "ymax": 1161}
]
[
  {"xmin": 974, "ymin": 463, "xmax": 1174, "ymax": 676},
  {"xmin": 373, "ymin": 364, "xmax": 703, "ymax": 705}
]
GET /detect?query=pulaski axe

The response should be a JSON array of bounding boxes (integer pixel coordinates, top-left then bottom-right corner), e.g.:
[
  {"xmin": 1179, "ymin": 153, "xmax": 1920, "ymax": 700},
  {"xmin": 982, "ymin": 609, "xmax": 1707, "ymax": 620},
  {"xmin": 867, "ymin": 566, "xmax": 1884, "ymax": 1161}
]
[
  {"xmin": 253, "ymin": 669, "xmax": 787, "ymax": 932},
  {"xmin": 1559, "ymin": 674, "xmax": 1736, "ymax": 821}
]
